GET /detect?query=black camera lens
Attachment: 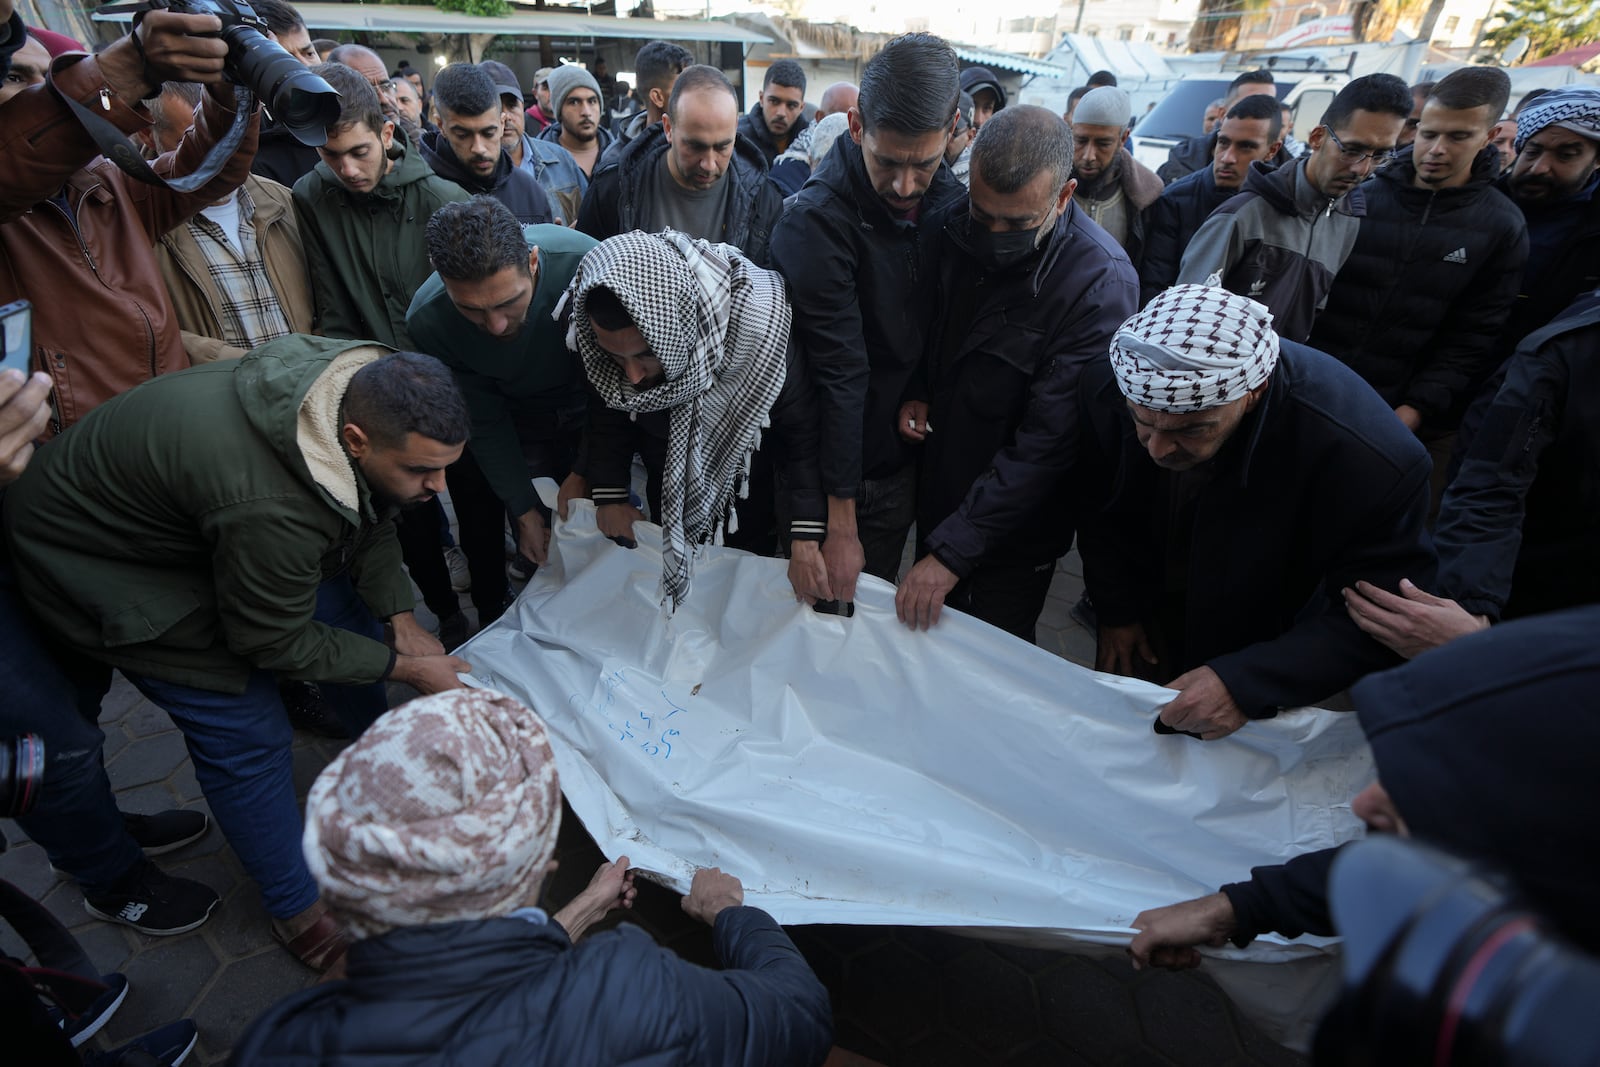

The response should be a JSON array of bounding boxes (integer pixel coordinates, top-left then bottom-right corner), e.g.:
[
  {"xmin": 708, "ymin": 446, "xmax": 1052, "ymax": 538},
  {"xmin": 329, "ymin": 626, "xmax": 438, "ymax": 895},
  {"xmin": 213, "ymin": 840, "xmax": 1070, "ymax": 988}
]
[
  {"xmin": 0, "ymin": 733, "xmax": 46, "ymax": 818},
  {"xmin": 224, "ymin": 24, "xmax": 340, "ymax": 146}
]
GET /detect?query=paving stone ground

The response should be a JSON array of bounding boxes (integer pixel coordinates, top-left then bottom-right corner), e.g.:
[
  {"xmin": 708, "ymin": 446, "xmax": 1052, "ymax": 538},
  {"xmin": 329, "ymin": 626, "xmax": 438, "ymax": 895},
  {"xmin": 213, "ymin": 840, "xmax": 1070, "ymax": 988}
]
[{"xmin": 1, "ymin": 542, "xmax": 1310, "ymax": 1067}]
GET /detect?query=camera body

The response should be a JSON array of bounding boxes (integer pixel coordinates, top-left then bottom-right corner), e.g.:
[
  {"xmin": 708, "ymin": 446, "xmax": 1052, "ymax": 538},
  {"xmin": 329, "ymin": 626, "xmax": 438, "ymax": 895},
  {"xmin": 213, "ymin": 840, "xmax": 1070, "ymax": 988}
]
[{"xmin": 143, "ymin": 0, "xmax": 339, "ymax": 145}]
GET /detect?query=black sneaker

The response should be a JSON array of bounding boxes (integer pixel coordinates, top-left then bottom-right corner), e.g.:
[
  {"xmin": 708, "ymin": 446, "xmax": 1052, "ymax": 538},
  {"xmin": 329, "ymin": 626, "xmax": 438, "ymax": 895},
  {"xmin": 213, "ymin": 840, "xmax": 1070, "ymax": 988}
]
[
  {"xmin": 83, "ymin": 859, "xmax": 219, "ymax": 936},
  {"xmin": 122, "ymin": 810, "xmax": 210, "ymax": 857},
  {"xmin": 48, "ymin": 971, "xmax": 129, "ymax": 1047},
  {"xmin": 84, "ymin": 1018, "xmax": 199, "ymax": 1066}
]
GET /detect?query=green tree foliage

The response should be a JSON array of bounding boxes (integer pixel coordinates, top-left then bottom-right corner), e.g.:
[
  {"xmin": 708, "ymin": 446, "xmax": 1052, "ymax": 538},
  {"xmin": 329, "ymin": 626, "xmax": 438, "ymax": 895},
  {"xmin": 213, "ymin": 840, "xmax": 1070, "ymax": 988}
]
[
  {"xmin": 1482, "ymin": 0, "xmax": 1600, "ymax": 62},
  {"xmin": 435, "ymin": 0, "xmax": 512, "ymax": 15}
]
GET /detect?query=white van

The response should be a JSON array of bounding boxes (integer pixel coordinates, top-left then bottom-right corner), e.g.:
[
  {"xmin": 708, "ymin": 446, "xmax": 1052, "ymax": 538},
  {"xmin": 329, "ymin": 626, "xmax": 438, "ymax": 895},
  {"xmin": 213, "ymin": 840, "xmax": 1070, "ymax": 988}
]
[{"xmin": 1130, "ymin": 71, "xmax": 1350, "ymax": 173}]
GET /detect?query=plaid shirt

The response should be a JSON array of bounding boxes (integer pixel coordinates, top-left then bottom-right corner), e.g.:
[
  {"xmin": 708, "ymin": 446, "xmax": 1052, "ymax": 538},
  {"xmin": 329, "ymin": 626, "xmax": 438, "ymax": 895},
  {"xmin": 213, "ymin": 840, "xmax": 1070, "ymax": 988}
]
[{"xmin": 186, "ymin": 186, "xmax": 294, "ymax": 350}]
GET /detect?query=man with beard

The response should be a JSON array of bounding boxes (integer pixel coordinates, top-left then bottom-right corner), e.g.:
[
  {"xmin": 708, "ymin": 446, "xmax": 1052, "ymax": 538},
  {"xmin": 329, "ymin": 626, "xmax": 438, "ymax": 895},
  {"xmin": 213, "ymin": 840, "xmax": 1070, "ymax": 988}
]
[
  {"xmin": 738, "ymin": 59, "xmax": 808, "ymax": 165},
  {"xmin": 3, "ymin": 339, "xmax": 474, "ymax": 970},
  {"xmin": 538, "ymin": 64, "xmax": 614, "ymax": 178},
  {"xmin": 1068, "ymin": 86, "xmax": 1163, "ymax": 255},
  {"xmin": 1493, "ymin": 86, "xmax": 1600, "ymax": 358},
  {"xmin": 480, "ymin": 59, "xmax": 587, "ymax": 226},
  {"xmin": 419, "ymin": 63, "xmax": 552, "ymax": 225},
  {"xmin": 1178, "ymin": 74, "xmax": 1413, "ymax": 342}
]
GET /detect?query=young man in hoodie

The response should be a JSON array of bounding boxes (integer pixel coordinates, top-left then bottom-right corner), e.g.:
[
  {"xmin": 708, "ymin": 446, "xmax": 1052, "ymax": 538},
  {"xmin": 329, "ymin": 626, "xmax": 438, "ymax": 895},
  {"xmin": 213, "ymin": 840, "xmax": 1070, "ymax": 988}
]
[
  {"xmin": 1177, "ymin": 74, "xmax": 1413, "ymax": 342},
  {"xmin": 1069, "ymin": 86, "xmax": 1164, "ymax": 256},
  {"xmin": 293, "ymin": 64, "xmax": 475, "ymax": 647},
  {"xmin": 1308, "ymin": 66, "xmax": 1526, "ymax": 483},
  {"xmin": 419, "ymin": 63, "xmax": 552, "ymax": 225},
  {"xmin": 479, "ymin": 59, "xmax": 587, "ymax": 226},
  {"xmin": 3, "ymin": 338, "xmax": 475, "ymax": 971}
]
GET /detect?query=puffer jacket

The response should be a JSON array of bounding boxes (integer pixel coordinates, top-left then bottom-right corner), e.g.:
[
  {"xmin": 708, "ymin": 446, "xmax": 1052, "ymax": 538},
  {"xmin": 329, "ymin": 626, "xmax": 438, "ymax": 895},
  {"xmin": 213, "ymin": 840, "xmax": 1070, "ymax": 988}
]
[
  {"xmin": 229, "ymin": 907, "xmax": 833, "ymax": 1067},
  {"xmin": 1308, "ymin": 145, "xmax": 1528, "ymax": 428},
  {"xmin": 1137, "ymin": 165, "xmax": 1235, "ymax": 306},
  {"xmin": 1176, "ymin": 156, "xmax": 1364, "ymax": 343},
  {"xmin": 418, "ymin": 128, "xmax": 551, "ymax": 225},
  {"xmin": 2, "ymin": 336, "xmax": 415, "ymax": 694},
  {"xmin": 0, "ymin": 56, "xmax": 258, "ymax": 434},
  {"xmin": 575, "ymin": 122, "xmax": 782, "ymax": 265},
  {"xmin": 156, "ymin": 174, "xmax": 314, "ymax": 363},
  {"xmin": 770, "ymin": 136, "xmax": 966, "ymax": 495},
  {"xmin": 292, "ymin": 130, "xmax": 469, "ymax": 349}
]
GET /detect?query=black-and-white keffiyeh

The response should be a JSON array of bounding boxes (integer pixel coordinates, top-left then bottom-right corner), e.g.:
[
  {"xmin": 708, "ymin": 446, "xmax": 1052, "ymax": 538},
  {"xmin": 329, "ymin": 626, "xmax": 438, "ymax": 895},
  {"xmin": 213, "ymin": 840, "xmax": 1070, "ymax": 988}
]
[
  {"xmin": 1513, "ymin": 86, "xmax": 1600, "ymax": 154},
  {"xmin": 559, "ymin": 229, "xmax": 791, "ymax": 608},
  {"xmin": 1109, "ymin": 284, "xmax": 1280, "ymax": 413}
]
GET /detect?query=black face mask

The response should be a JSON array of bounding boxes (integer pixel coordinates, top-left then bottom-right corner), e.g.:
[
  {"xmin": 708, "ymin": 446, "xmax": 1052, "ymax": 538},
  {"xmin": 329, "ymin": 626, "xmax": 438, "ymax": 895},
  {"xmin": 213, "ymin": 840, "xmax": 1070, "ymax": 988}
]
[{"xmin": 967, "ymin": 206, "xmax": 1058, "ymax": 273}]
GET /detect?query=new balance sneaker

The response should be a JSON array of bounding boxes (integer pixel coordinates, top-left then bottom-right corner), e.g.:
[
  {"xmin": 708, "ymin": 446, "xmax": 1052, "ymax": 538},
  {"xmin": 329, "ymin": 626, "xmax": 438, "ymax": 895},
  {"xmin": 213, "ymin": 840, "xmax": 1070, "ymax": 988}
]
[
  {"xmin": 123, "ymin": 809, "xmax": 210, "ymax": 856},
  {"xmin": 83, "ymin": 859, "xmax": 219, "ymax": 936},
  {"xmin": 48, "ymin": 971, "xmax": 129, "ymax": 1047},
  {"xmin": 84, "ymin": 1018, "xmax": 199, "ymax": 1067},
  {"xmin": 445, "ymin": 546, "xmax": 471, "ymax": 592}
]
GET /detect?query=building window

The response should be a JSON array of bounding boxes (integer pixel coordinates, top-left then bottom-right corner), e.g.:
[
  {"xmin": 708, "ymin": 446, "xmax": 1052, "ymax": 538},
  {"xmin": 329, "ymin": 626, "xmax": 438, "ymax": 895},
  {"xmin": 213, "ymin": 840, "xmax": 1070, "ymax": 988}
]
[
  {"xmin": 1118, "ymin": 25, "xmax": 1133, "ymax": 40},
  {"xmin": 1443, "ymin": 15, "xmax": 1460, "ymax": 33}
]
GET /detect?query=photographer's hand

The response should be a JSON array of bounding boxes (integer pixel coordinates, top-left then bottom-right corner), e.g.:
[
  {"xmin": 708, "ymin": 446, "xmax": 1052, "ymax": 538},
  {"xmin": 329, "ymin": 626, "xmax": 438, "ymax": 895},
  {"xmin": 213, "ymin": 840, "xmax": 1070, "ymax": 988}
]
[{"xmin": 98, "ymin": 11, "xmax": 228, "ymax": 101}]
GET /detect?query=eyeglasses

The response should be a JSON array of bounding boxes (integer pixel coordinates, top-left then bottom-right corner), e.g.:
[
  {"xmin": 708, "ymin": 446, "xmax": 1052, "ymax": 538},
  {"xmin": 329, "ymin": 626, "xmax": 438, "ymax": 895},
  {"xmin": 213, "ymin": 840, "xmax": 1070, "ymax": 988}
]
[
  {"xmin": 371, "ymin": 78, "xmax": 397, "ymax": 94},
  {"xmin": 1323, "ymin": 126, "xmax": 1395, "ymax": 169}
]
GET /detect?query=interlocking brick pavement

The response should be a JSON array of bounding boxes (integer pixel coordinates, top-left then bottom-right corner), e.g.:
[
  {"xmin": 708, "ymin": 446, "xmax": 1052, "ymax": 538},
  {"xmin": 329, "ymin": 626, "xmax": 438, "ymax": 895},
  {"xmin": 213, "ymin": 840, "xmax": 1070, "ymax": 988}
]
[{"xmin": 1, "ymin": 548, "xmax": 1309, "ymax": 1066}]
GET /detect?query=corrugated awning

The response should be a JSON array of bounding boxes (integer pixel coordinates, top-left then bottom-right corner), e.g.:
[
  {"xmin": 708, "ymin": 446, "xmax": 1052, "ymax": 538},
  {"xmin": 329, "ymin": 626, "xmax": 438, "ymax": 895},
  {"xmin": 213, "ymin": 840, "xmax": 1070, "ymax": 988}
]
[
  {"xmin": 92, "ymin": 3, "xmax": 771, "ymax": 43},
  {"xmin": 953, "ymin": 44, "xmax": 1072, "ymax": 79}
]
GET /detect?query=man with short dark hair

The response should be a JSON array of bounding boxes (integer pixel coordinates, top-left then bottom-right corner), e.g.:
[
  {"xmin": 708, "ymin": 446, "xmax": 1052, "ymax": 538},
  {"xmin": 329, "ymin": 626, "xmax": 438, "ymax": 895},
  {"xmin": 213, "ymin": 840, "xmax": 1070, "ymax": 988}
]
[
  {"xmin": 896, "ymin": 106, "xmax": 1138, "ymax": 640},
  {"xmin": 959, "ymin": 66, "xmax": 1006, "ymax": 131},
  {"xmin": 610, "ymin": 39, "xmax": 694, "ymax": 154},
  {"xmin": 538, "ymin": 63, "xmax": 614, "ymax": 178},
  {"xmin": 1087, "ymin": 69, "xmax": 1118, "ymax": 88},
  {"xmin": 579, "ymin": 65, "xmax": 781, "ymax": 261},
  {"xmin": 1177, "ymin": 73, "xmax": 1413, "ymax": 342},
  {"xmin": 1201, "ymin": 96, "xmax": 1226, "ymax": 134},
  {"xmin": 739, "ymin": 59, "xmax": 808, "ymax": 164},
  {"xmin": 3, "ymin": 337, "xmax": 475, "ymax": 969},
  {"xmin": 479, "ymin": 59, "xmax": 587, "ymax": 227},
  {"xmin": 1310, "ymin": 67, "xmax": 1527, "ymax": 450},
  {"xmin": 419, "ymin": 63, "xmax": 552, "ymax": 224},
  {"xmin": 1078, "ymin": 285, "xmax": 1434, "ymax": 738},
  {"xmin": 407, "ymin": 197, "xmax": 595, "ymax": 623},
  {"xmin": 249, "ymin": 0, "xmax": 322, "ymax": 186},
  {"xmin": 293, "ymin": 64, "xmax": 474, "ymax": 645},
  {"xmin": 773, "ymin": 34, "xmax": 965, "ymax": 600},
  {"xmin": 1070, "ymin": 85, "xmax": 1163, "ymax": 254},
  {"xmin": 1397, "ymin": 79, "xmax": 1435, "ymax": 149},
  {"xmin": 1158, "ymin": 69, "xmax": 1278, "ymax": 183},
  {"xmin": 1063, "ymin": 84, "xmax": 1090, "ymax": 125},
  {"xmin": 1140, "ymin": 93, "xmax": 1283, "ymax": 306},
  {"xmin": 770, "ymin": 79, "xmax": 859, "ymax": 194}
]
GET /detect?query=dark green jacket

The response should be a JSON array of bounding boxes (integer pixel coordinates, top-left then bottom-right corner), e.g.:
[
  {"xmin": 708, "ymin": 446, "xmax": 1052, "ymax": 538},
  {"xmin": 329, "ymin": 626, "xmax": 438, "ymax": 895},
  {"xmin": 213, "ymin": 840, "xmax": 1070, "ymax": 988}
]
[
  {"xmin": 292, "ymin": 132, "xmax": 469, "ymax": 349},
  {"xmin": 2, "ymin": 336, "xmax": 415, "ymax": 693},
  {"xmin": 406, "ymin": 224, "xmax": 595, "ymax": 517}
]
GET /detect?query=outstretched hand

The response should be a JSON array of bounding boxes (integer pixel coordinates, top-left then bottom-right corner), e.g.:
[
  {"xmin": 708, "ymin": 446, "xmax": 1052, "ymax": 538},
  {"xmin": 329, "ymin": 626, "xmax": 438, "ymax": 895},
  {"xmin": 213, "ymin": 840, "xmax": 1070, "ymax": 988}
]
[
  {"xmin": 553, "ymin": 855, "xmax": 637, "ymax": 942},
  {"xmin": 1343, "ymin": 578, "xmax": 1488, "ymax": 659}
]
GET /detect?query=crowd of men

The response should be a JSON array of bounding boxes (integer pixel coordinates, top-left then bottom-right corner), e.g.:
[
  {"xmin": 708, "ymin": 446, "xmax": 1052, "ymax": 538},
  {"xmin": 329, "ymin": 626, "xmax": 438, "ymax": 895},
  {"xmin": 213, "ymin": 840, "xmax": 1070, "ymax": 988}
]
[{"xmin": 1, "ymin": 0, "xmax": 1598, "ymax": 1060}]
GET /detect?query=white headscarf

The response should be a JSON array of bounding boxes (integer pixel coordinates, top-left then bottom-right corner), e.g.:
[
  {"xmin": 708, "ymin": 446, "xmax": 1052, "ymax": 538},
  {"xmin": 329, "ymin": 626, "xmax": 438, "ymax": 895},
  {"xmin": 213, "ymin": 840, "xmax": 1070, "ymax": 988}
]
[{"xmin": 1109, "ymin": 284, "xmax": 1280, "ymax": 413}]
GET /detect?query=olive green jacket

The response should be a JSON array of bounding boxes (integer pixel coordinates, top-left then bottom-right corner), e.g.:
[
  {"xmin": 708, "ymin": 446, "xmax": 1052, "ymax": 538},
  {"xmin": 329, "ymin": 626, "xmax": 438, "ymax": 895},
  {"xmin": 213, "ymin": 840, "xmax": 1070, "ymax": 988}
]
[{"xmin": 3, "ymin": 335, "xmax": 415, "ymax": 693}]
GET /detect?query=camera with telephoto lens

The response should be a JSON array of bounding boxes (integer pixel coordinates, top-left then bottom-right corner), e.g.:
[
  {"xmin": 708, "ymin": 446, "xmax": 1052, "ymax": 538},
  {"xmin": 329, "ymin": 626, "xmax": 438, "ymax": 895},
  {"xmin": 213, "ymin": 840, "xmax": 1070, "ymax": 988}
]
[
  {"xmin": 1315, "ymin": 836, "xmax": 1600, "ymax": 1067},
  {"xmin": 0, "ymin": 734, "xmax": 46, "ymax": 827},
  {"xmin": 143, "ymin": 0, "xmax": 340, "ymax": 145}
]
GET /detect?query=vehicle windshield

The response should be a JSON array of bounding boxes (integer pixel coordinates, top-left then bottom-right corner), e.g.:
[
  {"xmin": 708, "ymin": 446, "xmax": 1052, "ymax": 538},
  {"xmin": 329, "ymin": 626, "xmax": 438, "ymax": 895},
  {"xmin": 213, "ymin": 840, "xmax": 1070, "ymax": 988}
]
[{"xmin": 1135, "ymin": 78, "xmax": 1293, "ymax": 141}]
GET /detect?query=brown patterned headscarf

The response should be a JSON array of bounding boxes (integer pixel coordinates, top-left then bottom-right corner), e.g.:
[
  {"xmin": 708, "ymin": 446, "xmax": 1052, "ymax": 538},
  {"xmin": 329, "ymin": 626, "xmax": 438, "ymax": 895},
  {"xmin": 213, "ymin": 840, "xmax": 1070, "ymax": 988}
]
[{"xmin": 304, "ymin": 689, "xmax": 562, "ymax": 939}]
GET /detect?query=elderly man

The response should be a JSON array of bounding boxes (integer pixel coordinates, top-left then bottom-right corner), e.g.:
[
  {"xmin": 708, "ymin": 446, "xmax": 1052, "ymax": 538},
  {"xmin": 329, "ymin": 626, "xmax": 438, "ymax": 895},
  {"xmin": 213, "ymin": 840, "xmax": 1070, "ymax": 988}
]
[
  {"xmin": 4, "ymin": 338, "xmax": 474, "ymax": 967},
  {"xmin": 1069, "ymin": 86, "xmax": 1164, "ymax": 255},
  {"xmin": 896, "ymin": 106, "xmax": 1138, "ymax": 640},
  {"xmin": 1138, "ymin": 93, "xmax": 1282, "ymax": 306},
  {"xmin": 230, "ymin": 689, "xmax": 834, "ymax": 1066},
  {"xmin": 560, "ymin": 231, "xmax": 830, "ymax": 608},
  {"xmin": 1177, "ymin": 74, "xmax": 1413, "ymax": 342},
  {"xmin": 1076, "ymin": 285, "xmax": 1434, "ymax": 737},
  {"xmin": 1129, "ymin": 605, "xmax": 1600, "ymax": 968}
]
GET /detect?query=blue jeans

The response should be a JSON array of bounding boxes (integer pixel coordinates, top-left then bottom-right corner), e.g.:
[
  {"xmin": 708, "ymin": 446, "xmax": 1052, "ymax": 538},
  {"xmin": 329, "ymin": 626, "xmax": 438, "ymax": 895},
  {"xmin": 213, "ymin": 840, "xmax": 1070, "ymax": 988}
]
[
  {"xmin": 0, "ymin": 547, "xmax": 141, "ymax": 896},
  {"xmin": 124, "ymin": 576, "xmax": 390, "ymax": 920}
]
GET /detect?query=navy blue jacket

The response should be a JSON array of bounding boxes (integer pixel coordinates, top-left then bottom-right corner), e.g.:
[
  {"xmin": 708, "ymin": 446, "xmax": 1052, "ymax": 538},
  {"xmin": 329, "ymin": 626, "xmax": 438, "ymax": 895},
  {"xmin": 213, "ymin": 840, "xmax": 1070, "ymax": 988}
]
[
  {"xmin": 737, "ymin": 102, "xmax": 808, "ymax": 168},
  {"xmin": 772, "ymin": 137, "xmax": 965, "ymax": 494},
  {"xmin": 229, "ymin": 907, "xmax": 833, "ymax": 1067},
  {"xmin": 1075, "ymin": 343, "xmax": 1435, "ymax": 716},
  {"xmin": 1435, "ymin": 290, "xmax": 1600, "ymax": 621},
  {"xmin": 1308, "ymin": 146, "xmax": 1527, "ymax": 428},
  {"xmin": 576, "ymin": 122, "xmax": 781, "ymax": 267},
  {"xmin": 1137, "ymin": 165, "xmax": 1234, "ymax": 307},
  {"xmin": 915, "ymin": 203, "xmax": 1138, "ymax": 576},
  {"xmin": 1221, "ymin": 605, "xmax": 1600, "ymax": 954},
  {"xmin": 418, "ymin": 129, "xmax": 552, "ymax": 226},
  {"xmin": 1494, "ymin": 172, "xmax": 1600, "ymax": 364}
]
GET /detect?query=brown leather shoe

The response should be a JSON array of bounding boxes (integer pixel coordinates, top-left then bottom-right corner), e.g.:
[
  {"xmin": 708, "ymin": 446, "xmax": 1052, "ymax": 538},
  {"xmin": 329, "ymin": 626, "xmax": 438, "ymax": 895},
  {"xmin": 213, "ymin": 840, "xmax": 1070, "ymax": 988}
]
[{"xmin": 272, "ymin": 899, "xmax": 351, "ymax": 973}]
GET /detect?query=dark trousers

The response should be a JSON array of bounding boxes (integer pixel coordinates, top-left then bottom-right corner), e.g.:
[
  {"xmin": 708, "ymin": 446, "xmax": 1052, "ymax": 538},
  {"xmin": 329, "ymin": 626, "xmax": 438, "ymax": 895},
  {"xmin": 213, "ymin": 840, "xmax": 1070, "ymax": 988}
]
[
  {"xmin": 947, "ymin": 558, "xmax": 1058, "ymax": 644},
  {"xmin": 395, "ymin": 496, "xmax": 458, "ymax": 622},
  {"xmin": 858, "ymin": 463, "xmax": 918, "ymax": 583},
  {"xmin": 0, "ymin": 546, "xmax": 143, "ymax": 896}
]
